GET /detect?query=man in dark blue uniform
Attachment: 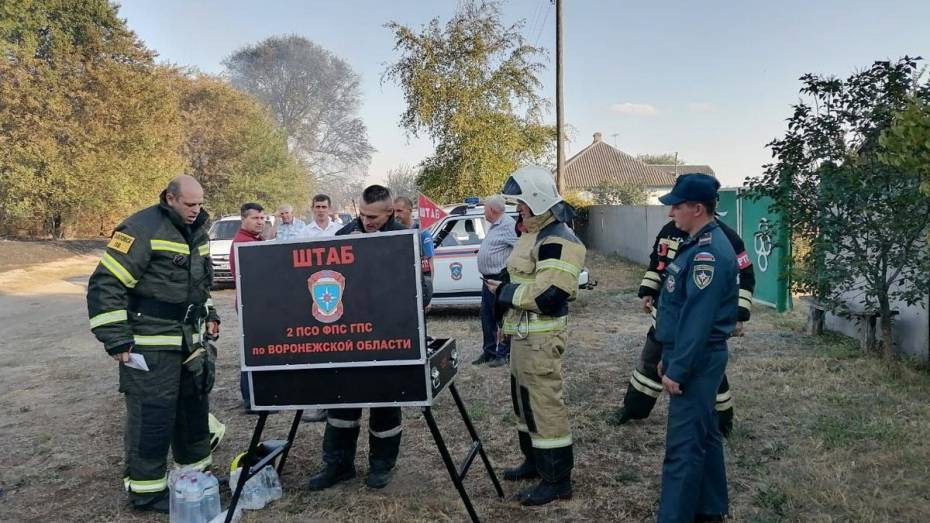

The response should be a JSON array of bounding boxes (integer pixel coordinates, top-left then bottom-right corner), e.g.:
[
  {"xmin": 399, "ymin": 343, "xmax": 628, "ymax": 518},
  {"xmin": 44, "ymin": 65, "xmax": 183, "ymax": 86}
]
[{"xmin": 654, "ymin": 174, "xmax": 737, "ymax": 523}]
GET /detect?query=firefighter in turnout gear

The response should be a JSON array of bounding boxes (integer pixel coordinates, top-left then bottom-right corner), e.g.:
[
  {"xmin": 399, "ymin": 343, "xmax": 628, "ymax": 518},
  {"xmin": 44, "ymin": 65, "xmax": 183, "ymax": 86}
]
[
  {"xmin": 654, "ymin": 174, "xmax": 737, "ymax": 522},
  {"xmin": 86, "ymin": 175, "xmax": 220, "ymax": 513},
  {"xmin": 308, "ymin": 185, "xmax": 409, "ymax": 492},
  {"xmin": 608, "ymin": 192, "xmax": 755, "ymax": 436},
  {"xmin": 484, "ymin": 166, "xmax": 586, "ymax": 506}
]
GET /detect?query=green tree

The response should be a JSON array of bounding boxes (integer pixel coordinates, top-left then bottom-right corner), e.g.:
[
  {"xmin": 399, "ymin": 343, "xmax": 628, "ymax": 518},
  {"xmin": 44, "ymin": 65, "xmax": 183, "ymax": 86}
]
[
  {"xmin": 746, "ymin": 57, "xmax": 930, "ymax": 359},
  {"xmin": 0, "ymin": 0, "xmax": 184, "ymax": 237},
  {"xmin": 383, "ymin": 0, "xmax": 555, "ymax": 203},
  {"xmin": 589, "ymin": 179, "xmax": 649, "ymax": 206},
  {"xmin": 637, "ymin": 153, "xmax": 684, "ymax": 165},
  {"xmin": 880, "ymin": 96, "xmax": 930, "ymax": 198},
  {"xmin": 175, "ymin": 73, "xmax": 309, "ymax": 218}
]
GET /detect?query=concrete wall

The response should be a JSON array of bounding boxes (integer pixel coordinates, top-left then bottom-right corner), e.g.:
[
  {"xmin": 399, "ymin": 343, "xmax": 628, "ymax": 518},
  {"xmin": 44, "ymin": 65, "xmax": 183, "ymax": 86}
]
[
  {"xmin": 825, "ymin": 292, "xmax": 929, "ymax": 360},
  {"xmin": 579, "ymin": 205, "xmax": 669, "ymax": 265}
]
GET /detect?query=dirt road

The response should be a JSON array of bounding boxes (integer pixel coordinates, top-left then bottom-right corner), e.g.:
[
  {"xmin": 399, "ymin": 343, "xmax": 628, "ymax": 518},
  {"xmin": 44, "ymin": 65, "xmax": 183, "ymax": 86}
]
[{"xmin": 2, "ymin": 252, "xmax": 930, "ymax": 522}]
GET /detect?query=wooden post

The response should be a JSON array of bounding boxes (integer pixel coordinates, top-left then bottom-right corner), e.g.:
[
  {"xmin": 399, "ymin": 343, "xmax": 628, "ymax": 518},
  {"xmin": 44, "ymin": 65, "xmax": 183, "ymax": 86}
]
[{"xmin": 555, "ymin": 0, "xmax": 564, "ymax": 193}]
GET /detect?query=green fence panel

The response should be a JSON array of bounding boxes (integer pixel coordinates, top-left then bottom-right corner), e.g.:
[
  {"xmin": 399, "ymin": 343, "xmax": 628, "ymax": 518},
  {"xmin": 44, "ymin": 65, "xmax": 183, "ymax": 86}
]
[
  {"xmin": 739, "ymin": 193, "xmax": 791, "ymax": 312},
  {"xmin": 716, "ymin": 189, "xmax": 739, "ymax": 232}
]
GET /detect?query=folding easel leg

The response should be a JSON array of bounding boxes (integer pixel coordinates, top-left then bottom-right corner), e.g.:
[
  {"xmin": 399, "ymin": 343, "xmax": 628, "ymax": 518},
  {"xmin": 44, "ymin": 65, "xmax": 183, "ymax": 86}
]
[
  {"xmin": 276, "ymin": 410, "xmax": 303, "ymax": 475},
  {"xmin": 449, "ymin": 383, "xmax": 505, "ymax": 498},
  {"xmin": 422, "ymin": 406, "xmax": 481, "ymax": 523},
  {"xmin": 226, "ymin": 412, "xmax": 269, "ymax": 523}
]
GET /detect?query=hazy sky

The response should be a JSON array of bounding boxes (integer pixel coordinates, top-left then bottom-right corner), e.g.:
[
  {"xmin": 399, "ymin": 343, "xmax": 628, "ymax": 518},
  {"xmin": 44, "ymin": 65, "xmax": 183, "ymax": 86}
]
[{"xmin": 118, "ymin": 0, "xmax": 930, "ymax": 188}]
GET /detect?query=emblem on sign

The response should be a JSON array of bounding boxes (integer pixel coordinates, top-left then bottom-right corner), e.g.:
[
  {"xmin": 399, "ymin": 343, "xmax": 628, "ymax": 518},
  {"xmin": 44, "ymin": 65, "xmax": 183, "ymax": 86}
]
[
  {"xmin": 308, "ymin": 270, "xmax": 345, "ymax": 323},
  {"xmin": 693, "ymin": 264, "xmax": 715, "ymax": 289},
  {"xmin": 450, "ymin": 262, "xmax": 463, "ymax": 281}
]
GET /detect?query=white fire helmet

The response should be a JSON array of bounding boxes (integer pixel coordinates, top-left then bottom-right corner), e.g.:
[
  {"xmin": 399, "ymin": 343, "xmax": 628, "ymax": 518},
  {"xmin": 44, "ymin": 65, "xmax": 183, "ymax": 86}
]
[{"xmin": 501, "ymin": 165, "xmax": 563, "ymax": 215}]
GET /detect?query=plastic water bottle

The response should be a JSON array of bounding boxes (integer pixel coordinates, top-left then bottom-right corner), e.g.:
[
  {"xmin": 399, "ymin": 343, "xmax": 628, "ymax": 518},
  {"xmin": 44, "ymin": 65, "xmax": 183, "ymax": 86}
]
[
  {"xmin": 170, "ymin": 471, "xmax": 221, "ymax": 523},
  {"xmin": 200, "ymin": 472, "xmax": 222, "ymax": 522},
  {"xmin": 259, "ymin": 466, "xmax": 282, "ymax": 502},
  {"xmin": 171, "ymin": 472, "xmax": 203, "ymax": 523},
  {"xmin": 229, "ymin": 467, "xmax": 267, "ymax": 510}
]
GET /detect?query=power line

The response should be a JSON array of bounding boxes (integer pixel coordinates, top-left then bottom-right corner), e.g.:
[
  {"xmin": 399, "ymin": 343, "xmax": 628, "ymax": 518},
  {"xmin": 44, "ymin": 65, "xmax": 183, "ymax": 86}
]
[
  {"xmin": 534, "ymin": 1, "xmax": 553, "ymax": 48},
  {"xmin": 526, "ymin": 1, "xmax": 544, "ymax": 45}
]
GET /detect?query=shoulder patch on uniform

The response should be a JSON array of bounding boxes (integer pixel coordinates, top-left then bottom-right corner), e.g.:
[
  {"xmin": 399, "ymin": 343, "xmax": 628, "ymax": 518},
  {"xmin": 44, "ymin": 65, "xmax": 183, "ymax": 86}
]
[
  {"xmin": 107, "ymin": 231, "xmax": 135, "ymax": 254},
  {"xmin": 693, "ymin": 264, "xmax": 715, "ymax": 289},
  {"xmin": 698, "ymin": 233, "xmax": 713, "ymax": 246},
  {"xmin": 667, "ymin": 262, "xmax": 681, "ymax": 274},
  {"xmin": 538, "ymin": 243, "xmax": 563, "ymax": 261},
  {"xmin": 694, "ymin": 252, "xmax": 716, "ymax": 263},
  {"xmin": 736, "ymin": 251, "xmax": 752, "ymax": 270}
]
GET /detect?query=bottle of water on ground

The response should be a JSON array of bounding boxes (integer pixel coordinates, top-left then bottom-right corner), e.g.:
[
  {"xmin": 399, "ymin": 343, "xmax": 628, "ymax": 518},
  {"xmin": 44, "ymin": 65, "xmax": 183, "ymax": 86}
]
[
  {"xmin": 169, "ymin": 470, "xmax": 222, "ymax": 523},
  {"xmin": 228, "ymin": 465, "xmax": 282, "ymax": 510}
]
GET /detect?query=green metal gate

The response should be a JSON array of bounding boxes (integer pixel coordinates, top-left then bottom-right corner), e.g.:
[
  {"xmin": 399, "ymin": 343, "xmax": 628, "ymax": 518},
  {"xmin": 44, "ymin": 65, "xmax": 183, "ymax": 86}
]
[{"xmin": 717, "ymin": 189, "xmax": 791, "ymax": 312}]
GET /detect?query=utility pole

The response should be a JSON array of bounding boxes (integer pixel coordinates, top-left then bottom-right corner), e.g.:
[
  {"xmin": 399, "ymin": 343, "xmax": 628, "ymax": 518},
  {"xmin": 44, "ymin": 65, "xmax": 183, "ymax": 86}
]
[{"xmin": 555, "ymin": 0, "xmax": 564, "ymax": 192}]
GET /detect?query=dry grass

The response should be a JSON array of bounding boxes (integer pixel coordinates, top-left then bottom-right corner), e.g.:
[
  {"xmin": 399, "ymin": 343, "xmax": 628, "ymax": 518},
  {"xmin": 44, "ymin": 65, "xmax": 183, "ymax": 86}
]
[{"xmin": 3, "ymin": 251, "xmax": 930, "ymax": 522}]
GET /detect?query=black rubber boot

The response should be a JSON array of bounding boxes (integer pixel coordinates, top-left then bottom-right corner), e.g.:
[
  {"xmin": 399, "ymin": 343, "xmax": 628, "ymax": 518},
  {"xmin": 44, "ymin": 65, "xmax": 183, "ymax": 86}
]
[
  {"xmin": 365, "ymin": 467, "xmax": 395, "ymax": 489},
  {"xmin": 308, "ymin": 463, "xmax": 356, "ymax": 491},
  {"xmin": 503, "ymin": 431, "xmax": 540, "ymax": 481},
  {"xmin": 717, "ymin": 406, "xmax": 734, "ymax": 439},
  {"xmin": 308, "ymin": 423, "xmax": 358, "ymax": 491},
  {"xmin": 520, "ymin": 445, "xmax": 573, "ymax": 506},
  {"xmin": 607, "ymin": 382, "xmax": 658, "ymax": 426},
  {"xmin": 367, "ymin": 415, "xmax": 401, "ymax": 490},
  {"xmin": 130, "ymin": 490, "xmax": 170, "ymax": 513}
]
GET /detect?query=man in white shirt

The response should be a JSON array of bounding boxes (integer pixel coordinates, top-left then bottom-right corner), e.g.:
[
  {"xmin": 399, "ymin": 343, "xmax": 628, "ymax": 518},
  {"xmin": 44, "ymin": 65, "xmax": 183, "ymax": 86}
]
[
  {"xmin": 306, "ymin": 194, "xmax": 341, "ymax": 238},
  {"xmin": 274, "ymin": 204, "xmax": 307, "ymax": 241}
]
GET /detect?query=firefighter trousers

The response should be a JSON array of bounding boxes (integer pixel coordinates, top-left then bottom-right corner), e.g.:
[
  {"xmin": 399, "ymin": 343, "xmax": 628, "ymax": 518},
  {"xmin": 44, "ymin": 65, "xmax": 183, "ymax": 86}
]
[
  {"xmin": 119, "ymin": 350, "xmax": 212, "ymax": 503},
  {"xmin": 510, "ymin": 331, "xmax": 572, "ymax": 451},
  {"xmin": 322, "ymin": 407, "xmax": 402, "ymax": 471},
  {"xmin": 622, "ymin": 329, "xmax": 734, "ymax": 429}
]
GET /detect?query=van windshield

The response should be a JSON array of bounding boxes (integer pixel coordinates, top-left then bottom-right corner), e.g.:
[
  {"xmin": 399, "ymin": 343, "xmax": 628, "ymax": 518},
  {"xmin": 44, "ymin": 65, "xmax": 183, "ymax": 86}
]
[{"xmin": 209, "ymin": 220, "xmax": 241, "ymax": 240}]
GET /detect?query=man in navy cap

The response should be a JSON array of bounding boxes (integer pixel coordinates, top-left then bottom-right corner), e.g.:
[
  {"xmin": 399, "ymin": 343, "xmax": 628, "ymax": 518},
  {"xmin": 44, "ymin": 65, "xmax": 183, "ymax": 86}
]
[{"xmin": 653, "ymin": 173, "xmax": 737, "ymax": 523}]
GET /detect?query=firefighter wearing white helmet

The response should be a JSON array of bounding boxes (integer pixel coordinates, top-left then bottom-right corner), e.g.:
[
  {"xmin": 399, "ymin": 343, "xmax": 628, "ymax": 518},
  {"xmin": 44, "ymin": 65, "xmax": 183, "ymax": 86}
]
[{"xmin": 485, "ymin": 165, "xmax": 586, "ymax": 506}]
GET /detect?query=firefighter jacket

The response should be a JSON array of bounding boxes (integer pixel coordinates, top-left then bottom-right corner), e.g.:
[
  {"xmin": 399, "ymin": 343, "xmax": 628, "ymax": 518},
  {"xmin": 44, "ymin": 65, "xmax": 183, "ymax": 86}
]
[
  {"xmin": 87, "ymin": 191, "xmax": 219, "ymax": 355},
  {"xmin": 496, "ymin": 210, "xmax": 587, "ymax": 336},
  {"xmin": 639, "ymin": 219, "xmax": 755, "ymax": 322},
  {"xmin": 654, "ymin": 221, "xmax": 738, "ymax": 386},
  {"xmin": 335, "ymin": 216, "xmax": 407, "ymax": 236}
]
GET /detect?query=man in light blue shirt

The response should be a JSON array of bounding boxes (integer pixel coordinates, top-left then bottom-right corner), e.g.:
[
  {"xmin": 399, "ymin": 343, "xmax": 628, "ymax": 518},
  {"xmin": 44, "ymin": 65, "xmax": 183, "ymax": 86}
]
[
  {"xmin": 474, "ymin": 195, "xmax": 518, "ymax": 367},
  {"xmin": 274, "ymin": 204, "xmax": 307, "ymax": 241}
]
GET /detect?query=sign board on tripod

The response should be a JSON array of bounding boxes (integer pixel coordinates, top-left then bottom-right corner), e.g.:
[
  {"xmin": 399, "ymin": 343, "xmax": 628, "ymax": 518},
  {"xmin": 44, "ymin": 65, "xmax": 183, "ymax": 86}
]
[{"xmin": 235, "ymin": 229, "xmax": 457, "ymax": 410}]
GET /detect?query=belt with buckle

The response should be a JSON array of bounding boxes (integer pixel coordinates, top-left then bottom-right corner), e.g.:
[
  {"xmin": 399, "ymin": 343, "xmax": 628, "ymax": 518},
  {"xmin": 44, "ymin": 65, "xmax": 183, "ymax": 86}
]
[{"xmin": 129, "ymin": 295, "xmax": 204, "ymax": 324}]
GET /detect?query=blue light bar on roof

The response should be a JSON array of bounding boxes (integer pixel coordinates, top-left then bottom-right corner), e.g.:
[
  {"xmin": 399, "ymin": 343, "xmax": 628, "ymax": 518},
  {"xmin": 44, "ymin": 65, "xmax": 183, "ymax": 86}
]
[{"xmin": 464, "ymin": 197, "xmax": 481, "ymax": 206}]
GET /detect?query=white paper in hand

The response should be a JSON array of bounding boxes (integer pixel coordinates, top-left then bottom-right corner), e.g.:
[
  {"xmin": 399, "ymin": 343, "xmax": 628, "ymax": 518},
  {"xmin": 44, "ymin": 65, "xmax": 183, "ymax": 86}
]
[{"xmin": 124, "ymin": 353, "xmax": 149, "ymax": 372}]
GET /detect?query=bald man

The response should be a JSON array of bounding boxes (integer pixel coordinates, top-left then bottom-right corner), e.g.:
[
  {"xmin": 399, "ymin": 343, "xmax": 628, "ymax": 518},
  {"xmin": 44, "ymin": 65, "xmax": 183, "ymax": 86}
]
[{"xmin": 87, "ymin": 175, "xmax": 221, "ymax": 513}]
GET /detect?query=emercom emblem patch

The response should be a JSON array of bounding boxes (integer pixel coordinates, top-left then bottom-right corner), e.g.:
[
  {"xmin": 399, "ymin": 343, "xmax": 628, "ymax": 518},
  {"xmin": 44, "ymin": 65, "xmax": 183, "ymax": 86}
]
[
  {"xmin": 107, "ymin": 231, "xmax": 135, "ymax": 254},
  {"xmin": 693, "ymin": 264, "xmax": 715, "ymax": 289}
]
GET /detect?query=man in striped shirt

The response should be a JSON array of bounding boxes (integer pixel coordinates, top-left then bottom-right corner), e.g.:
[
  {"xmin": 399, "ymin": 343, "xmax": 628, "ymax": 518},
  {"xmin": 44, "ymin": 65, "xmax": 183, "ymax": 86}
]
[{"xmin": 473, "ymin": 195, "xmax": 518, "ymax": 367}]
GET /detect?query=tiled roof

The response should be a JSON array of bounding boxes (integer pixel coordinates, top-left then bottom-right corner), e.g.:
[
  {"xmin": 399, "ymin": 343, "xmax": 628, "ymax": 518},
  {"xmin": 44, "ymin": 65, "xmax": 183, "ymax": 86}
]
[
  {"xmin": 563, "ymin": 137, "xmax": 677, "ymax": 189},
  {"xmin": 652, "ymin": 164, "xmax": 716, "ymax": 177}
]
